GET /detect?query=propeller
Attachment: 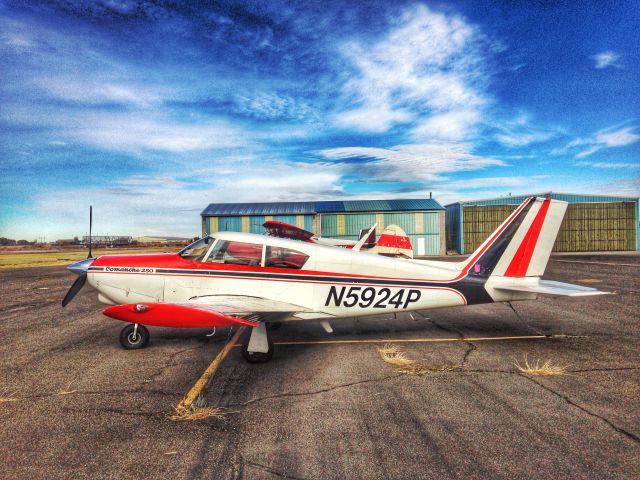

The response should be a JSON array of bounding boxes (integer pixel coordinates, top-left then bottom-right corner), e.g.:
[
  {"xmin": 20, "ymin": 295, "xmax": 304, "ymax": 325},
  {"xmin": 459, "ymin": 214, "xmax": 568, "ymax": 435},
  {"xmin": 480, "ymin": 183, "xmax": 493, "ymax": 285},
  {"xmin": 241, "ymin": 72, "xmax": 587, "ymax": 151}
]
[
  {"xmin": 62, "ymin": 206, "xmax": 95, "ymax": 307},
  {"xmin": 62, "ymin": 272, "xmax": 87, "ymax": 307}
]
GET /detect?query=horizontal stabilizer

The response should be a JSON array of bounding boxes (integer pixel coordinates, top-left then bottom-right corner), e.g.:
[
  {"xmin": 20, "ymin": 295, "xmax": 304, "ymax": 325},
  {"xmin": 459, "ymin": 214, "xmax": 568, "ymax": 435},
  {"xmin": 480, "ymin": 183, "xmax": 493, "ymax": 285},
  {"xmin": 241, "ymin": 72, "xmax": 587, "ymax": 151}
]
[{"xmin": 494, "ymin": 279, "xmax": 611, "ymax": 297}]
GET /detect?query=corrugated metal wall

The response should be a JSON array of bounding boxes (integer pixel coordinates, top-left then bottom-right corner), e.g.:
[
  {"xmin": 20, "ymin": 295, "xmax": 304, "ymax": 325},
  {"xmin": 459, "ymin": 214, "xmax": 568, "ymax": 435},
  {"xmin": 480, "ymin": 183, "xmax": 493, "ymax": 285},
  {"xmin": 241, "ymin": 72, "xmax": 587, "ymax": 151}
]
[
  {"xmin": 248, "ymin": 216, "xmax": 266, "ymax": 234},
  {"xmin": 203, "ymin": 211, "xmax": 445, "ymax": 256},
  {"xmin": 462, "ymin": 205, "xmax": 518, "ymax": 254},
  {"xmin": 445, "ymin": 204, "xmax": 461, "ymax": 253},
  {"xmin": 555, "ymin": 203, "xmax": 636, "ymax": 251},
  {"xmin": 320, "ymin": 212, "xmax": 442, "ymax": 255},
  {"xmin": 461, "ymin": 202, "xmax": 637, "ymax": 253},
  {"xmin": 217, "ymin": 216, "xmax": 242, "ymax": 232}
]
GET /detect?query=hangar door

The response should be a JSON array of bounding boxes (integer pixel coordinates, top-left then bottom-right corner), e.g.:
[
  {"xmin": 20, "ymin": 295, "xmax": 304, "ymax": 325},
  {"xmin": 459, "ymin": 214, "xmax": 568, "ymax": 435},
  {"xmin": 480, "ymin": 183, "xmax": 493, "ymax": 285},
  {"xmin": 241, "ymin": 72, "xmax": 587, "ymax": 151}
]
[
  {"xmin": 554, "ymin": 203, "xmax": 636, "ymax": 251},
  {"xmin": 462, "ymin": 202, "xmax": 637, "ymax": 253}
]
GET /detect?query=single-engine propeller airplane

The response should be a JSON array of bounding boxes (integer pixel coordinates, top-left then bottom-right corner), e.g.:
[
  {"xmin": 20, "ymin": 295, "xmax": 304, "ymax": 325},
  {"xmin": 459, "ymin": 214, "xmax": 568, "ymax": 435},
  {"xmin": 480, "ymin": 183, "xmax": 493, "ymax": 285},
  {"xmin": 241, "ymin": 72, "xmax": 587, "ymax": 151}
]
[
  {"xmin": 62, "ymin": 197, "xmax": 608, "ymax": 363},
  {"xmin": 263, "ymin": 220, "xmax": 414, "ymax": 258}
]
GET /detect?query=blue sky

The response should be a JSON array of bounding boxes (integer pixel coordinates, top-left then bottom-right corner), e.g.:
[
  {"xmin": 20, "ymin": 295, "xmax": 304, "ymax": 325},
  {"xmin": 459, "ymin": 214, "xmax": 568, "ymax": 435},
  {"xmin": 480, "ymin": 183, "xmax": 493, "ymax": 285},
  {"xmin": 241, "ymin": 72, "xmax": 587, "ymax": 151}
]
[{"xmin": 1, "ymin": 0, "xmax": 638, "ymax": 240}]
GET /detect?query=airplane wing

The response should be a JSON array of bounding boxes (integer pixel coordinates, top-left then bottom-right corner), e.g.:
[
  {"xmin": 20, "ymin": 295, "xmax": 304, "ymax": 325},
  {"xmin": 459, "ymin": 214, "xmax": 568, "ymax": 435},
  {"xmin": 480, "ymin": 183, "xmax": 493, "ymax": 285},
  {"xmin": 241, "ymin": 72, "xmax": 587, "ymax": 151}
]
[
  {"xmin": 494, "ymin": 279, "xmax": 611, "ymax": 297},
  {"xmin": 103, "ymin": 303, "xmax": 259, "ymax": 328},
  {"xmin": 103, "ymin": 295, "xmax": 333, "ymax": 328},
  {"xmin": 263, "ymin": 220, "xmax": 315, "ymax": 241}
]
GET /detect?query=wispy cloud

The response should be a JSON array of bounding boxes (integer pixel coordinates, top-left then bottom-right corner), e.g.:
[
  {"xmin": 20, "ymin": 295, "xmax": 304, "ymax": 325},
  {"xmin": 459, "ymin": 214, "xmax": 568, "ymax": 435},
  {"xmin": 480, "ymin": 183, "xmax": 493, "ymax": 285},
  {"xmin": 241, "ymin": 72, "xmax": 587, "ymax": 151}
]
[
  {"xmin": 553, "ymin": 125, "xmax": 640, "ymax": 158},
  {"xmin": 593, "ymin": 50, "xmax": 621, "ymax": 69},
  {"xmin": 443, "ymin": 176, "xmax": 530, "ymax": 189},
  {"xmin": 333, "ymin": 4, "xmax": 490, "ymax": 141},
  {"xmin": 574, "ymin": 161, "xmax": 639, "ymax": 170},
  {"xmin": 318, "ymin": 144, "xmax": 504, "ymax": 182}
]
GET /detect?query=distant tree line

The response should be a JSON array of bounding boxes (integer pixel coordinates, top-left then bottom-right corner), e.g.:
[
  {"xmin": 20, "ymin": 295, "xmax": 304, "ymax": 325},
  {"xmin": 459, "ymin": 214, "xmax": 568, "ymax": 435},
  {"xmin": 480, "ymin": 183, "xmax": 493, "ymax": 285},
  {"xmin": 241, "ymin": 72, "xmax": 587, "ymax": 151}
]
[{"xmin": 0, "ymin": 237, "xmax": 32, "ymax": 246}]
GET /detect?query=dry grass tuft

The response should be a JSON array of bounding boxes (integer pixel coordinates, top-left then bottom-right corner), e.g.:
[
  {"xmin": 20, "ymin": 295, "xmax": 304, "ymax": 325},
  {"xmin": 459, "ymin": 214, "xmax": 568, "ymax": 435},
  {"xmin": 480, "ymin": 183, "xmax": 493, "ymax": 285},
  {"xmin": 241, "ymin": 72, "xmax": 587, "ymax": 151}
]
[
  {"xmin": 168, "ymin": 396, "xmax": 225, "ymax": 421},
  {"xmin": 0, "ymin": 389, "xmax": 19, "ymax": 403},
  {"xmin": 57, "ymin": 382, "xmax": 78, "ymax": 396},
  {"xmin": 514, "ymin": 355, "xmax": 568, "ymax": 376},
  {"xmin": 377, "ymin": 344, "xmax": 460, "ymax": 376}
]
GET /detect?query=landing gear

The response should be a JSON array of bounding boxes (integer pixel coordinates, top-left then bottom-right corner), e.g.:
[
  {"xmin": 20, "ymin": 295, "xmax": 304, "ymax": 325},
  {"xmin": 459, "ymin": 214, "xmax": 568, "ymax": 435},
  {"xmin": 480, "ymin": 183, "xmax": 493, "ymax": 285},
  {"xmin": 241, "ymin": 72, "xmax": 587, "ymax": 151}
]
[
  {"xmin": 119, "ymin": 323, "xmax": 150, "ymax": 349},
  {"xmin": 241, "ymin": 322, "xmax": 274, "ymax": 363}
]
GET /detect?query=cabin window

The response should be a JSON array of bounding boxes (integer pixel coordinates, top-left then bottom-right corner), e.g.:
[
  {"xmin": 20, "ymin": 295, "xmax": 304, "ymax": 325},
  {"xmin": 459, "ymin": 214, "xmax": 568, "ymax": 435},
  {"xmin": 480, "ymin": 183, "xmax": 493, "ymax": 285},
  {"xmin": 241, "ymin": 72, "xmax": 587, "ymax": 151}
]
[
  {"xmin": 206, "ymin": 240, "xmax": 263, "ymax": 266},
  {"xmin": 179, "ymin": 237, "xmax": 214, "ymax": 262},
  {"xmin": 265, "ymin": 246, "xmax": 309, "ymax": 269}
]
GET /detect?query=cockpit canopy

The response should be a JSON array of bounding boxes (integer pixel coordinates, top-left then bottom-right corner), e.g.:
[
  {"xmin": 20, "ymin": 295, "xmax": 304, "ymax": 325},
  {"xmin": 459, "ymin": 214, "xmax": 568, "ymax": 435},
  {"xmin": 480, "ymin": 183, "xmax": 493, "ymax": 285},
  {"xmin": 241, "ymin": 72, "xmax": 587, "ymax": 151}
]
[{"xmin": 179, "ymin": 236, "xmax": 309, "ymax": 269}]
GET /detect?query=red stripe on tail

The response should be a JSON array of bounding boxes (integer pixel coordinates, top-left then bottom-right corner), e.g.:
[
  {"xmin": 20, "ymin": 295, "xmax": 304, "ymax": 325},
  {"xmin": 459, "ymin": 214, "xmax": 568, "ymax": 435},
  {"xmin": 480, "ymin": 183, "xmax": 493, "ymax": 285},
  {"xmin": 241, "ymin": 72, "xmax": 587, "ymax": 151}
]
[
  {"xmin": 504, "ymin": 198, "xmax": 551, "ymax": 277},
  {"xmin": 376, "ymin": 233, "xmax": 412, "ymax": 250}
]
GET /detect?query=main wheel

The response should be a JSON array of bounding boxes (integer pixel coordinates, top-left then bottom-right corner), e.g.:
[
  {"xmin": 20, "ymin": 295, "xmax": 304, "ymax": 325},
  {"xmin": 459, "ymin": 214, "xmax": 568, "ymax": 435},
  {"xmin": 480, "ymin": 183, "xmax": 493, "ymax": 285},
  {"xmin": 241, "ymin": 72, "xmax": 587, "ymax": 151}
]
[
  {"xmin": 119, "ymin": 323, "xmax": 150, "ymax": 349},
  {"xmin": 241, "ymin": 334, "xmax": 274, "ymax": 363}
]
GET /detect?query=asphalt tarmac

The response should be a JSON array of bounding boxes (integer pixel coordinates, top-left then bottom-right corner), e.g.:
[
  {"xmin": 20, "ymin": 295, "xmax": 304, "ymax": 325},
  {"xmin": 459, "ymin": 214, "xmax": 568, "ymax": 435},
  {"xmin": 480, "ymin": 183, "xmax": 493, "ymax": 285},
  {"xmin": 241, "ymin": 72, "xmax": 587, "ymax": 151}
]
[{"xmin": 1, "ymin": 254, "xmax": 638, "ymax": 479}]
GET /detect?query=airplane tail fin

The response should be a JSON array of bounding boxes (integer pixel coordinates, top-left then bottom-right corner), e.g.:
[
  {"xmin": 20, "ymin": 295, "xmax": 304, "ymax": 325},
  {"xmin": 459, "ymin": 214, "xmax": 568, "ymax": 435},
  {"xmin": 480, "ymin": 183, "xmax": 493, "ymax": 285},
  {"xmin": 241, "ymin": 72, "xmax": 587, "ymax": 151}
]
[
  {"xmin": 370, "ymin": 224, "xmax": 414, "ymax": 259},
  {"xmin": 460, "ymin": 196, "xmax": 566, "ymax": 278}
]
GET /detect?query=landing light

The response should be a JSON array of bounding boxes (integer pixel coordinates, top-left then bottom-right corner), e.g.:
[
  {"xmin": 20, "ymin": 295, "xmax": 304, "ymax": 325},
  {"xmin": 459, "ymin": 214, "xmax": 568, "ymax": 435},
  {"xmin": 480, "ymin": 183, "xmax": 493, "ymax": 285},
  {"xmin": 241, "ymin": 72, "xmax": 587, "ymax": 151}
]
[{"xmin": 135, "ymin": 304, "xmax": 149, "ymax": 313}]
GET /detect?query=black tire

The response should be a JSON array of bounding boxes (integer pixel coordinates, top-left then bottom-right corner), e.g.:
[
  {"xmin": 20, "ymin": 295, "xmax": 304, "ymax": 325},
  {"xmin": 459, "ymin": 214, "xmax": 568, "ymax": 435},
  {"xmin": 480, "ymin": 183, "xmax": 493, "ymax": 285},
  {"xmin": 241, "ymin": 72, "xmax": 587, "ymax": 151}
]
[
  {"xmin": 241, "ymin": 334, "xmax": 274, "ymax": 363},
  {"xmin": 119, "ymin": 324, "xmax": 150, "ymax": 350}
]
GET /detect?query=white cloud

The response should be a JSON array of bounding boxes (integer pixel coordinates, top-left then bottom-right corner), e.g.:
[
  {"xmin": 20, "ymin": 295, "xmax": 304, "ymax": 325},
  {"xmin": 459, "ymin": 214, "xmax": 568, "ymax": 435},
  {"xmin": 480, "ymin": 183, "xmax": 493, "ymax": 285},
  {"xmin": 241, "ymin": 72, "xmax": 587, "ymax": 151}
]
[
  {"xmin": 71, "ymin": 115, "xmax": 244, "ymax": 153},
  {"xmin": 37, "ymin": 79, "xmax": 165, "ymax": 107},
  {"xmin": 334, "ymin": 103, "xmax": 412, "ymax": 133},
  {"xmin": 574, "ymin": 161, "xmax": 639, "ymax": 170},
  {"xmin": 596, "ymin": 127, "xmax": 640, "ymax": 147},
  {"xmin": 24, "ymin": 160, "xmax": 345, "ymax": 239},
  {"xmin": 554, "ymin": 125, "xmax": 640, "ymax": 158},
  {"xmin": 319, "ymin": 143, "xmax": 504, "ymax": 182},
  {"xmin": 443, "ymin": 176, "xmax": 529, "ymax": 189},
  {"xmin": 411, "ymin": 109, "xmax": 480, "ymax": 141},
  {"xmin": 495, "ymin": 131, "xmax": 556, "ymax": 147},
  {"xmin": 333, "ymin": 5, "xmax": 489, "ymax": 140},
  {"xmin": 593, "ymin": 51, "xmax": 621, "ymax": 69}
]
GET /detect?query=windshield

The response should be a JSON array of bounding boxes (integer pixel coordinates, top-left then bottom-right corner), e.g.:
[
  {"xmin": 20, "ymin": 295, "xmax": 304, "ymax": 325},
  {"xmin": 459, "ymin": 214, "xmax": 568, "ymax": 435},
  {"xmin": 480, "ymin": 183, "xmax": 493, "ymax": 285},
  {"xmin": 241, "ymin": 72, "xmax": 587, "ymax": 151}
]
[{"xmin": 179, "ymin": 237, "xmax": 214, "ymax": 262}]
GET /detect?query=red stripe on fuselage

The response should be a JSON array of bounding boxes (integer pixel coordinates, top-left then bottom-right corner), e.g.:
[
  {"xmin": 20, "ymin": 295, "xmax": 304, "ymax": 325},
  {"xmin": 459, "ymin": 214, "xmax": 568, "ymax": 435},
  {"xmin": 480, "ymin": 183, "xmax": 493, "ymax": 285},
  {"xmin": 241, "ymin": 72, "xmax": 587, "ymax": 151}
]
[
  {"xmin": 88, "ymin": 270, "xmax": 467, "ymax": 304},
  {"xmin": 504, "ymin": 197, "xmax": 551, "ymax": 277}
]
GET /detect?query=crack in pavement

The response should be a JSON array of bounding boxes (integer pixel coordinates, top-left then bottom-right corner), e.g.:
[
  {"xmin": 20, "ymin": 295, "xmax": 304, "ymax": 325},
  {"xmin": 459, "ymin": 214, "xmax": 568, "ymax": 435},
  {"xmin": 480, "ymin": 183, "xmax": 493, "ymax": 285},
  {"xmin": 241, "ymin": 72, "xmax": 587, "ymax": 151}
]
[
  {"xmin": 228, "ymin": 373, "xmax": 404, "ymax": 408},
  {"xmin": 521, "ymin": 374, "xmax": 640, "ymax": 444},
  {"xmin": 61, "ymin": 405, "xmax": 163, "ymax": 418},
  {"xmin": 569, "ymin": 367, "xmax": 640, "ymax": 373},
  {"xmin": 135, "ymin": 345, "xmax": 204, "ymax": 392},
  {"xmin": 241, "ymin": 455, "xmax": 312, "ymax": 480},
  {"xmin": 421, "ymin": 313, "xmax": 477, "ymax": 368},
  {"xmin": 507, "ymin": 301, "xmax": 545, "ymax": 335}
]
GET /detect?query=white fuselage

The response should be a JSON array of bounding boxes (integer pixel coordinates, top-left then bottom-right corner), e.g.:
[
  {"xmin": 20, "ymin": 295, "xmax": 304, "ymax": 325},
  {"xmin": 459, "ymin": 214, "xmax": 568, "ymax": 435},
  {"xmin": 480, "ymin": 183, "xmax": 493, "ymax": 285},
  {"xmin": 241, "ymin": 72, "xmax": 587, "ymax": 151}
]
[{"xmin": 87, "ymin": 232, "xmax": 471, "ymax": 321}]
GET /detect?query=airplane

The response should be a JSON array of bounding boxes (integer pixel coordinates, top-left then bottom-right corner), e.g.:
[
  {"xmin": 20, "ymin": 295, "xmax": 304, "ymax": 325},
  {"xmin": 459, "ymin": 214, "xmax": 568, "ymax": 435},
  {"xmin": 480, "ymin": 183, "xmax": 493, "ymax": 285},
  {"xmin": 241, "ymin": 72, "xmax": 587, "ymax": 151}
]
[
  {"xmin": 62, "ymin": 197, "xmax": 607, "ymax": 363},
  {"xmin": 263, "ymin": 220, "xmax": 414, "ymax": 258}
]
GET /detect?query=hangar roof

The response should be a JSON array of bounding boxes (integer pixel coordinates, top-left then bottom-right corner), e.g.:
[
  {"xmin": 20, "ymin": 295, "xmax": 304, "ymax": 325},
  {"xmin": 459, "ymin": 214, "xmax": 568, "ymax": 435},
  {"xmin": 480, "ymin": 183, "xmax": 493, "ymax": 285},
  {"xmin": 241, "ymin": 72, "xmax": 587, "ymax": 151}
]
[
  {"xmin": 201, "ymin": 198, "xmax": 444, "ymax": 216},
  {"xmin": 445, "ymin": 192, "xmax": 639, "ymax": 207}
]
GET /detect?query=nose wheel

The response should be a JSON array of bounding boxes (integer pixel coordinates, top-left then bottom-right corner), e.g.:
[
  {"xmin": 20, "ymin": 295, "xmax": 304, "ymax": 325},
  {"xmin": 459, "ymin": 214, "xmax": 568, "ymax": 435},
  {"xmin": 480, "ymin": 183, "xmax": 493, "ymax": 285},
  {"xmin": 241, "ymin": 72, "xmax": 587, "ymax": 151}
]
[{"xmin": 119, "ymin": 323, "xmax": 150, "ymax": 349}]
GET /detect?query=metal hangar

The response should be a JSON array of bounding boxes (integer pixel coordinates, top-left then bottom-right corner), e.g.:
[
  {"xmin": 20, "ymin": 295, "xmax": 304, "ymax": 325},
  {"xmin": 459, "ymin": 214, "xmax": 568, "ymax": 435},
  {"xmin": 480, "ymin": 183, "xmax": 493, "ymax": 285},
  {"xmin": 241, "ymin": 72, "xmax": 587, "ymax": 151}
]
[
  {"xmin": 445, "ymin": 192, "xmax": 639, "ymax": 254},
  {"xmin": 201, "ymin": 199, "xmax": 446, "ymax": 256}
]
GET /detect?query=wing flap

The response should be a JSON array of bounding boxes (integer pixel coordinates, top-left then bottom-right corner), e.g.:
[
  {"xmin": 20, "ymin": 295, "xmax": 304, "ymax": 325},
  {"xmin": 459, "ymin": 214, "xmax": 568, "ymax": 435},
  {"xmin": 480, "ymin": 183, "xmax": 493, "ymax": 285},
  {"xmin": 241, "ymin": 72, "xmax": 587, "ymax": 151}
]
[
  {"xmin": 494, "ymin": 279, "xmax": 611, "ymax": 297},
  {"xmin": 103, "ymin": 303, "xmax": 258, "ymax": 328},
  {"xmin": 187, "ymin": 295, "xmax": 310, "ymax": 314}
]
